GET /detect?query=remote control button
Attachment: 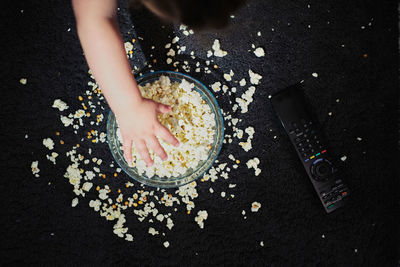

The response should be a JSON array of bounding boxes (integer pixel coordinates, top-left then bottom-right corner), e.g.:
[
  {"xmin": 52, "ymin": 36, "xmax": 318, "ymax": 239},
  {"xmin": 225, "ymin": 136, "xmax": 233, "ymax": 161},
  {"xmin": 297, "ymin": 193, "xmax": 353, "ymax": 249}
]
[{"xmin": 310, "ymin": 159, "xmax": 334, "ymax": 182}]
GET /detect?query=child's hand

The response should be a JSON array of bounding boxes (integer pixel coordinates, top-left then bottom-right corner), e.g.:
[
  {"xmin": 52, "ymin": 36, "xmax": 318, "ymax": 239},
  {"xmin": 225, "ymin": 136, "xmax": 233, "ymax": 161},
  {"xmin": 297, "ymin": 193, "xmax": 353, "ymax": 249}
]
[{"xmin": 117, "ymin": 98, "xmax": 180, "ymax": 166}]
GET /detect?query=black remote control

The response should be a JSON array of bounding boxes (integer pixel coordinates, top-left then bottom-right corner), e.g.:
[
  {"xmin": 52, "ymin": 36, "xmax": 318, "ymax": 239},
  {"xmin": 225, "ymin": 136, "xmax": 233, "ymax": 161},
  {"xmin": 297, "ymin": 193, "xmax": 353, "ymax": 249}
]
[{"xmin": 271, "ymin": 84, "xmax": 350, "ymax": 213}]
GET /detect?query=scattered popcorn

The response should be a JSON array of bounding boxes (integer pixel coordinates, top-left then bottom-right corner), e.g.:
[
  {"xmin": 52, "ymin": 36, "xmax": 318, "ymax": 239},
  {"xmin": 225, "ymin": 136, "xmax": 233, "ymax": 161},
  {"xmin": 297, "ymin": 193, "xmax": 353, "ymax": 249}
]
[
  {"xmin": 254, "ymin": 47, "xmax": 265, "ymax": 57},
  {"xmin": 246, "ymin": 158, "xmax": 261, "ymax": 176},
  {"xmin": 71, "ymin": 197, "xmax": 79, "ymax": 207},
  {"xmin": 251, "ymin": 202, "xmax": 261, "ymax": 212},
  {"xmin": 125, "ymin": 234, "xmax": 133, "ymax": 241},
  {"xmin": 211, "ymin": 81, "xmax": 222, "ymax": 92},
  {"xmin": 148, "ymin": 227, "xmax": 159, "ymax": 236},
  {"xmin": 194, "ymin": 210, "xmax": 208, "ymax": 229},
  {"xmin": 60, "ymin": 115, "xmax": 73, "ymax": 127},
  {"xmin": 172, "ymin": 36, "xmax": 179, "ymax": 43},
  {"xmin": 31, "ymin": 161, "xmax": 40, "ymax": 177},
  {"xmin": 43, "ymin": 138, "xmax": 54, "ymax": 150},
  {"xmin": 46, "ymin": 152, "xmax": 58, "ymax": 164},
  {"xmin": 249, "ymin": 70, "xmax": 262, "ymax": 85},
  {"xmin": 212, "ymin": 39, "xmax": 227, "ymax": 57},
  {"xmin": 82, "ymin": 182, "xmax": 93, "ymax": 192},
  {"xmin": 20, "ymin": 78, "xmax": 27, "ymax": 85},
  {"xmin": 223, "ymin": 70, "xmax": 234, "ymax": 81},
  {"xmin": 312, "ymin": 72, "xmax": 318, "ymax": 78},
  {"xmin": 236, "ymin": 86, "xmax": 256, "ymax": 113},
  {"xmin": 124, "ymin": 41, "xmax": 133, "ymax": 54},
  {"xmin": 52, "ymin": 99, "xmax": 69, "ymax": 111},
  {"xmin": 239, "ymin": 126, "xmax": 255, "ymax": 152}
]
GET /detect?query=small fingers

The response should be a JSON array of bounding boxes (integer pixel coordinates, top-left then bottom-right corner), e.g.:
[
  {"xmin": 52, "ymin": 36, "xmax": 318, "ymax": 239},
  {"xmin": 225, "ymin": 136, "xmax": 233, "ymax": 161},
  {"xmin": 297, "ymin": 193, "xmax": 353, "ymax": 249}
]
[
  {"xmin": 135, "ymin": 139, "xmax": 153, "ymax": 166},
  {"xmin": 147, "ymin": 136, "xmax": 167, "ymax": 161},
  {"xmin": 156, "ymin": 123, "xmax": 180, "ymax": 147},
  {"xmin": 122, "ymin": 138, "xmax": 133, "ymax": 164},
  {"xmin": 157, "ymin": 103, "xmax": 171, "ymax": 114}
]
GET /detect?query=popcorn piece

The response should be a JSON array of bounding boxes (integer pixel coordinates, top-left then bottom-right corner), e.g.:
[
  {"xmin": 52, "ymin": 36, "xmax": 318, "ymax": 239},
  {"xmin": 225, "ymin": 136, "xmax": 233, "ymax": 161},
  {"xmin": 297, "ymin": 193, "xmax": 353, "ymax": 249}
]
[
  {"xmin": 124, "ymin": 42, "xmax": 133, "ymax": 54},
  {"xmin": 246, "ymin": 158, "xmax": 261, "ymax": 176},
  {"xmin": 312, "ymin": 72, "xmax": 318, "ymax": 78},
  {"xmin": 31, "ymin": 161, "xmax": 40, "ymax": 177},
  {"xmin": 125, "ymin": 234, "xmax": 133, "ymax": 241},
  {"xmin": 82, "ymin": 182, "xmax": 93, "ymax": 192},
  {"xmin": 163, "ymin": 241, "xmax": 170, "ymax": 248},
  {"xmin": 52, "ymin": 99, "xmax": 69, "ymax": 111},
  {"xmin": 341, "ymin": 156, "xmax": 347, "ymax": 161},
  {"xmin": 71, "ymin": 197, "xmax": 79, "ymax": 207},
  {"xmin": 235, "ymin": 86, "xmax": 256, "ymax": 113},
  {"xmin": 239, "ymin": 78, "xmax": 246, "ymax": 86},
  {"xmin": 239, "ymin": 126, "xmax": 255, "ymax": 152},
  {"xmin": 194, "ymin": 210, "xmax": 208, "ymax": 229},
  {"xmin": 251, "ymin": 201, "xmax": 261, "ymax": 212},
  {"xmin": 212, "ymin": 39, "xmax": 227, "ymax": 57},
  {"xmin": 148, "ymin": 227, "xmax": 159, "ymax": 236},
  {"xmin": 20, "ymin": 78, "xmax": 27, "ymax": 85},
  {"xmin": 223, "ymin": 70, "xmax": 234, "ymax": 82},
  {"xmin": 254, "ymin": 47, "xmax": 265, "ymax": 57},
  {"xmin": 249, "ymin": 70, "xmax": 262, "ymax": 85},
  {"xmin": 60, "ymin": 115, "xmax": 73, "ymax": 127},
  {"xmin": 43, "ymin": 138, "xmax": 54, "ymax": 150},
  {"xmin": 211, "ymin": 82, "xmax": 222, "ymax": 92}
]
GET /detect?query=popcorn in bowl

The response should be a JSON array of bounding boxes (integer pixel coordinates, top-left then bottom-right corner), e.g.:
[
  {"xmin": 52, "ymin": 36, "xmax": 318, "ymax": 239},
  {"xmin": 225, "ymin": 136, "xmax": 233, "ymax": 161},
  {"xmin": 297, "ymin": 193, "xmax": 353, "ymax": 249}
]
[{"xmin": 116, "ymin": 75, "xmax": 217, "ymax": 179}]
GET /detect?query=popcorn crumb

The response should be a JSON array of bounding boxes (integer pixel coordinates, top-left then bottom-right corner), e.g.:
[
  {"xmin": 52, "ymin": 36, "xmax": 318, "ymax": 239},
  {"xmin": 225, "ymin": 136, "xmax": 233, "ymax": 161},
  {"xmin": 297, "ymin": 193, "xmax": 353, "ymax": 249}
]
[
  {"xmin": 163, "ymin": 241, "xmax": 170, "ymax": 248},
  {"xmin": 43, "ymin": 138, "xmax": 54, "ymax": 150},
  {"xmin": 340, "ymin": 156, "xmax": 347, "ymax": 161},
  {"xmin": 212, "ymin": 39, "xmax": 227, "ymax": 57},
  {"xmin": 251, "ymin": 201, "xmax": 261, "ymax": 212},
  {"xmin": 246, "ymin": 158, "xmax": 261, "ymax": 176},
  {"xmin": 31, "ymin": 161, "xmax": 40, "ymax": 177},
  {"xmin": 20, "ymin": 78, "xmax": 27, "ymax": 85},
  {"xmin": 125, "ymin": 234, "xmax": 133, "ymax": 241},
  {"xmin": 260, "ymin": 241, "xmax": 264, "ymax": 247},
  {"xmin": 71, "ymin": 197, "xmax": 79, "ymax": 207},
  {"xmin": 312, "ymin": 72, "xmax": 318, "ymax": 78},
  {"xmin": 254, "ymin": 47, "xmax": 265, "ymax": 57},
  {"xmin": 148, "ymin": 227, "xmax": 159, "ymax": 236},
  {"xmin": 124, "ymin": 42, "xmax": 133, "ymax": 54},
  {"xmin": 194, "ymin": 210, "xmax": 208, "ymax": 229},
  {"xmin": 248, "ymin": 70, "xmax": 262, "ymax": 85},
  {"xmin": 52, "ymin": 99, "xmax": 69, "ymax": 111}
]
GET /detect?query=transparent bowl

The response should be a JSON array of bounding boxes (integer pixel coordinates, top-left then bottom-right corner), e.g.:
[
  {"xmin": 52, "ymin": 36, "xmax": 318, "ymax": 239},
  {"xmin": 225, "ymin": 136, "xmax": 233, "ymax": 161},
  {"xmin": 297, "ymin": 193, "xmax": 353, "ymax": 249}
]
[{"xmin": 106, "ymin": 71, "xmax": 224, "ymax": 188}]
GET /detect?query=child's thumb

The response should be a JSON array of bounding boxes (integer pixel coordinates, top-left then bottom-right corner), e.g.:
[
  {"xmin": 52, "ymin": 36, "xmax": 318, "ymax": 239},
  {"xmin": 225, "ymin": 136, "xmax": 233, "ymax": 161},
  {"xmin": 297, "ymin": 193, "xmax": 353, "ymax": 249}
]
[{"xmin": 157, "ymin": 103, "xmax": 171, "ymax": 114}]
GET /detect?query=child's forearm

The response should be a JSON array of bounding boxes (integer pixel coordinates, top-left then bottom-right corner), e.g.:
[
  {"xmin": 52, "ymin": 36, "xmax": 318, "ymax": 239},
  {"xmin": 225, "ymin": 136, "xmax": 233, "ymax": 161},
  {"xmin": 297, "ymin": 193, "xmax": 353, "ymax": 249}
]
[{"xmin": 73, "ymin": 0, "xmax": 142, "ymax": 118}]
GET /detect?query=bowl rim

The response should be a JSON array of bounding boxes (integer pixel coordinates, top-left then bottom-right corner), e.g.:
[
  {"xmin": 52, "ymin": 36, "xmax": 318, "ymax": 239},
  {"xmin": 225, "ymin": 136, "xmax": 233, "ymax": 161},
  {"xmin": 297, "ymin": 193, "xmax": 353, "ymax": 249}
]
[{"xmin": 106, "ymin": 70, "xmax": 225, "ymax": 188}]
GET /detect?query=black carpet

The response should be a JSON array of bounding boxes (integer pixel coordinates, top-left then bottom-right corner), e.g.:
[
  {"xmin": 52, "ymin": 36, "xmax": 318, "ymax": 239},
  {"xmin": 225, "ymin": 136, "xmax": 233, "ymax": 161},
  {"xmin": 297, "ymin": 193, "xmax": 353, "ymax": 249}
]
[{"xmin": 1, "ymin": 0, "xmax": 398, "ymax": 265}]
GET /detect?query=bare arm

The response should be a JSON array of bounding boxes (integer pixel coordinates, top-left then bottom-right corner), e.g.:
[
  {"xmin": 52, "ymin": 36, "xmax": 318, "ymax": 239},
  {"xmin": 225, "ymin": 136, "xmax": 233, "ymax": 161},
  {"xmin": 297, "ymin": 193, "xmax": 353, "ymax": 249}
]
[{"xmin": 72, "ymin": 0, "xmax": 179, "ymax": 165}]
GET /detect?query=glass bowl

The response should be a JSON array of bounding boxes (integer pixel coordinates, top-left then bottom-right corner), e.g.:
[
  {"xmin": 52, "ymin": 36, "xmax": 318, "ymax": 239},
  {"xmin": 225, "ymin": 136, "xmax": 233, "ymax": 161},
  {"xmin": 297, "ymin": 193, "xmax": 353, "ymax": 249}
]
[{"xmin": 106, "ymin": 71, "xmax": 224, "ymax": 188}]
